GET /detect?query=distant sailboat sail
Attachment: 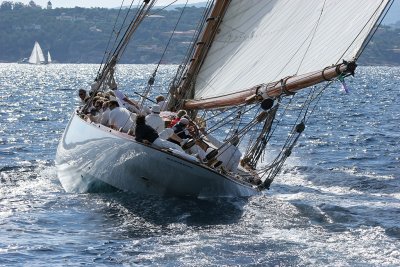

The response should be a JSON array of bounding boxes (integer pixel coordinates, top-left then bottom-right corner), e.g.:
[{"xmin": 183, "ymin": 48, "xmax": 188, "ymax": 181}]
[
  {"xmin": 47, "ymin": 51, "xmax": 52, "ymax": 64},
  {"xmin": 28, "ymin": 41, "xmax": 45, "ymax": 64}
]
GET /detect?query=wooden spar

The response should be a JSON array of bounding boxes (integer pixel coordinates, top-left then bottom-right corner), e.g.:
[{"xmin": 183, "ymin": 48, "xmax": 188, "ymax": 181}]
[
  {"xmin": 182, "ymin": 61, "xmax": 357, "ymax": 110},
  {"xmin": 170, "ymin": 0, "xmax": 231, "ymax": 105}
]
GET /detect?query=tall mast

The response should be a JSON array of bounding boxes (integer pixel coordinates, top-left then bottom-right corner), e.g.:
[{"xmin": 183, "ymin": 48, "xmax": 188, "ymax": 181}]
[{"xmin": 169, "ymin": 0, "xmax": 231, "ymax": 109}]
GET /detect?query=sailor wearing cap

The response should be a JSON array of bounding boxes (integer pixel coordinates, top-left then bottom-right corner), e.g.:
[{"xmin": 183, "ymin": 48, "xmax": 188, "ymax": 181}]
[
  {"xmin": 110, "ymin": 83, "xmax": 141, "ymax": 114},
  {"xmin": 155, "ymin": 95, "xmax": 167, "ymax": 111},
  {"xmin": 145, "ymin": 105, "xmax": 165, "ymax": 133},
  {"xmin": 201, "ymin": 129, "xmax": 242, "ymax": 173},
  {"xmin": 135, "ymin": 115, "xmax": 184, "ymax": 152},
  {"xmin": 172, "ymin": 117, "xmax": 192, "ymax": 139}
]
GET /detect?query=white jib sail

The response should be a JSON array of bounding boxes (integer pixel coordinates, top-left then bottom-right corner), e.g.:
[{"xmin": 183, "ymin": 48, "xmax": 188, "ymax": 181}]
[
  {"xmin": 28, "ymin": 41, "xmax": 46, "ymax": 64},
  {"xmin": 194, "ymin": 0, "xmax": 390, "ymax": 100}
]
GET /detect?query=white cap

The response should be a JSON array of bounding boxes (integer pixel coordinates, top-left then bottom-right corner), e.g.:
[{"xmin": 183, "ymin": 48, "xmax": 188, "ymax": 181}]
[{"xmin": 151, "ymin": 105, "xmax": 161, "ymax": 114}]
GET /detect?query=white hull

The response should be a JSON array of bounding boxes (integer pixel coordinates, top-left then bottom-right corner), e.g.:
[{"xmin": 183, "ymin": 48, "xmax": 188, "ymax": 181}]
[{"xmin": 56, "ymin": 113, "xmax": 260, "ymax": 198}]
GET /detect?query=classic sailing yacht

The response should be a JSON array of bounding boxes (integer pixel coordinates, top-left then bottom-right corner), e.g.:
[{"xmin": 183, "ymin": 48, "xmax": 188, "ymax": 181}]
[
  {"xmin": 56, "ymin": 0, "xmax": 393, "ymax": 197},
  {"xmin": 28, "ymin": 41, "xmax": 46, "ymax": 64}
]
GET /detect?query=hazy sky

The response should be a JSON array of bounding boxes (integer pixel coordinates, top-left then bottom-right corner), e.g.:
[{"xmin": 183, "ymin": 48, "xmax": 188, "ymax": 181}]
[{"xmin": 18, "ymin": 0, "xmax": 204, "ymax": 9}]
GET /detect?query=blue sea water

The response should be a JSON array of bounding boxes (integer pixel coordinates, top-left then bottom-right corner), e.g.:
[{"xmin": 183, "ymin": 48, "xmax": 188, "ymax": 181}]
[{"xmin": 0, "ymin": 63, "xmax": 399, "ymax": 266}]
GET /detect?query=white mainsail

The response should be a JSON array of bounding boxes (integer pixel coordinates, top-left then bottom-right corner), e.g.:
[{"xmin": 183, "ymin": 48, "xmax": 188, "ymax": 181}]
[
  {"xmin": 47, "ymin": 51, "xmax": 52, "ymax": 64},
  {"xmin": 28, "ymin": 41, "xmax": 45, "ymax": 64},
  {"xmin": 193, "ymin": 0, "xmax": 390, "ymax": 101}
]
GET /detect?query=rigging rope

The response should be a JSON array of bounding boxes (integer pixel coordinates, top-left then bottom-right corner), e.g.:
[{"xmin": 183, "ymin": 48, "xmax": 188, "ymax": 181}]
[
  {"xmin": 167, "ymin": 0, "xmax": 219, "ymax": 111},
  {"xmin": 353, "ymin": 0, "xmax": 394, "ymax": 61},
  {"xmin": 258, "ymin": 80, "xmax": 334, "ymax": 189},
  {"xmin": 139, "ymin": 0, "xmax": 189, "ymax": 109},
  {"xmin": 168, "ymin": 0, "xmax": 212, "ymax": 91},
  {"xmin": 82, "ymin": 0, "xmax": 154, "ymax": 114},
  {"xmin": 97, "ymin": 0, "xmax": 127, "ymax": 76},
  {"xmin": 97, "ymin": 0, "xmax": 139, "ymax": 79}
]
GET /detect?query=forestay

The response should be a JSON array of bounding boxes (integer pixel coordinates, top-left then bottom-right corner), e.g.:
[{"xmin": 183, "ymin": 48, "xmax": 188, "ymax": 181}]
[{"xmin": 193, "ymin": 0, "xmax": 389, "ymax": 101}]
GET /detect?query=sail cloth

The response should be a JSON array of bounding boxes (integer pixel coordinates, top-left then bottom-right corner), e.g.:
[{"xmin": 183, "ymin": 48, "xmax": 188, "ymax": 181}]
[
  {"xmin": 28, "ymin": 41, "xmax": 46, "ymax": 64},
  {"xmin": 193, "ymin": 0, "xmax": 389, "ymax": 101}
]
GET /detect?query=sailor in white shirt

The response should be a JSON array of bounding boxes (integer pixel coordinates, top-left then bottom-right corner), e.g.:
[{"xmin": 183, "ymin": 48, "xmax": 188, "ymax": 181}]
[
  {"xmin": 110, "ymin": 83, "xmax": 141, "ymax": 114},
  {"xmin": 108, "ymin": 100, "xmax": 137, "ymax": 133},
  {"xmin": 88, "ymin": 100, "xmax": 103, "ymax": 123},
  {"xmin": 155, "ymin": 95, "xmax": 167, "ymax": 111},
  {"xmin": 145, "ymin": 105, "xmax": 165, "ymax": 133},
  {"xmin": 203, "ymin": 131, "xmax": 242, "ymax": 173},
  {"xmin": 78, "ymin": 89, "xmax": 87, "ymax": 105},
  {"xmin": 100, "ymin": 101, "xmax": 111, "ymax": 126}
]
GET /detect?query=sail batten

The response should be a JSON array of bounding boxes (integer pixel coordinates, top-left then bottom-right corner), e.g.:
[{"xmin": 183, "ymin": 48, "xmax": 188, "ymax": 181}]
[{"xmin": 190, "ymin": 0, "xmax": 390, "ymax": 103}]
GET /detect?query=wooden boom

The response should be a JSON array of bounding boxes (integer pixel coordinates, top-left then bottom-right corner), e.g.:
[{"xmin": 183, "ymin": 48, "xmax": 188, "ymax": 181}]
[{"xmin": 183, "ymin": 61, "xmax": 357, "ymax": 110}]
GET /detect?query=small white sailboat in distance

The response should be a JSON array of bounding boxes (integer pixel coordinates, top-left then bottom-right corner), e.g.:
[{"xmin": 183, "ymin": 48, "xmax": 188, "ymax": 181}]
[
  {"xmin": 47, "ymin": 51, "xmax": 52, "ymax": 64},
  {"xmin": 28, "ymin": 41, "xmax": 45, "ymax": 64}
]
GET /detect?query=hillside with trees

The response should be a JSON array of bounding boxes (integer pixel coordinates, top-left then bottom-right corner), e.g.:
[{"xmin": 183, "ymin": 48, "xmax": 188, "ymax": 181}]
[{"xmin": 0, "ymin": 1, "xmax": 399, "ymax": 65}]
